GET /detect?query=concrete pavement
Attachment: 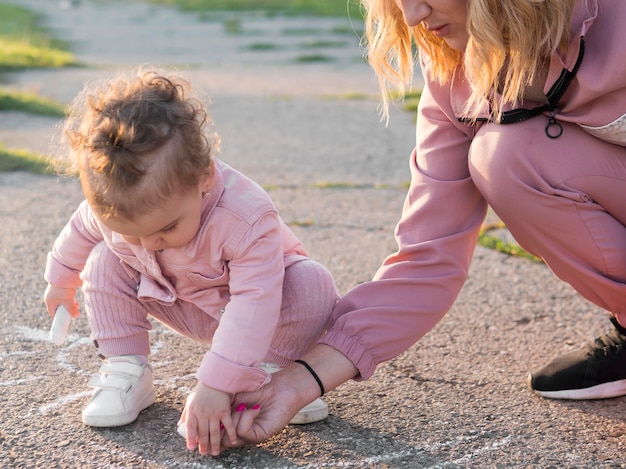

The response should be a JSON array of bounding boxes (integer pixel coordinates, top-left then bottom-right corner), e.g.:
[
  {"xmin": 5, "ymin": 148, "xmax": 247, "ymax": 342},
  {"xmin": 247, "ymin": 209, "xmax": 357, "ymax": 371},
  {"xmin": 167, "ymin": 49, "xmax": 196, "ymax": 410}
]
[{"xmin": 1, "ymin": 1, "xmax": 625, "ymax": 467}]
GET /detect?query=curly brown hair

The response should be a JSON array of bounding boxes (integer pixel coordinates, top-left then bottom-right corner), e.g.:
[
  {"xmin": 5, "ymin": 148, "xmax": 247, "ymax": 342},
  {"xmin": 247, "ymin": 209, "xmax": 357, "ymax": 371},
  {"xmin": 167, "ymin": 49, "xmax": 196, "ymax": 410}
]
[{"xmin": 64, "ymin": 69, "xmax": 218, "ymax": 220}]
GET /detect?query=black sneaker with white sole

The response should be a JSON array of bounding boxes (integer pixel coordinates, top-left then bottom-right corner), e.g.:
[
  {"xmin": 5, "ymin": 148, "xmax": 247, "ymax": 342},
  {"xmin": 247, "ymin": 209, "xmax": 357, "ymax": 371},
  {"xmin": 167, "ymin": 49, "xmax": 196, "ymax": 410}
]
[{"xmin": 528, "ymin": 317, "xmax": 626, "ymax": 400}]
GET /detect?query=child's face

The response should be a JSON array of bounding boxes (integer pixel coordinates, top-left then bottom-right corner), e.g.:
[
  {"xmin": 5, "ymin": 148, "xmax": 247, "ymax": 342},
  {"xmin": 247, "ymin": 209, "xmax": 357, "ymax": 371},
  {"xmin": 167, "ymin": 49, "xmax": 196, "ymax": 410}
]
[{"xmin": 98, "ymin": 182, "xmax": 207, "ymax": 252}]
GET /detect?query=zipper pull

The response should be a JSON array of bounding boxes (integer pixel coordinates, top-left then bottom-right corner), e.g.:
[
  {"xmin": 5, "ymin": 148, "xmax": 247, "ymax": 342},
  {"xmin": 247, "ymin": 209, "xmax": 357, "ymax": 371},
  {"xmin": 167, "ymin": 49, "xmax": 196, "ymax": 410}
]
[{"xmin": 545, "ymin": 110, "xmax": 563, "ymax": 139}]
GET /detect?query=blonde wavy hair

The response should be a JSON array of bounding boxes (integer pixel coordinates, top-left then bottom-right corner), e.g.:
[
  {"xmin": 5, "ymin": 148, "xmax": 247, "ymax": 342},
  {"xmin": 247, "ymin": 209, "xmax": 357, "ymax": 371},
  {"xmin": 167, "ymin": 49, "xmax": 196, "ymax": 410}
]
[
  {"xmin": 63, "ymin": 69, "xmax": 218, "ymax": 220},
  {"xmin": 361, "ymin": 0, "xmax": 575, "ymax": 121}
]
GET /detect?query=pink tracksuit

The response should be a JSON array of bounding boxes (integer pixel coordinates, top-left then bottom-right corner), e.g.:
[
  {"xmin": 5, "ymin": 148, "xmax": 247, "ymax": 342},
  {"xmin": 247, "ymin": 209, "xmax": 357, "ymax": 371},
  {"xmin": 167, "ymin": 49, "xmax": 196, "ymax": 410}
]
[
  {"xmin": 320, "ymin": 0, "xmax": 626, "ymax": 380},
  {"xmin": 45, "ymin": 160, "xmax": 338, "ymax": 393}
]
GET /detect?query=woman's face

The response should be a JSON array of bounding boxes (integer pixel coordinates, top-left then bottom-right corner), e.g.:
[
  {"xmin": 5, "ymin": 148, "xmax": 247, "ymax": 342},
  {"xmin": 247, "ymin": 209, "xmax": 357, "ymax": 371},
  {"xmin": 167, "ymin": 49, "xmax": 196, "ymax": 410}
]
[{"xmin": 394, "ymin": 0, "xmax": 469, "ymax": 51}]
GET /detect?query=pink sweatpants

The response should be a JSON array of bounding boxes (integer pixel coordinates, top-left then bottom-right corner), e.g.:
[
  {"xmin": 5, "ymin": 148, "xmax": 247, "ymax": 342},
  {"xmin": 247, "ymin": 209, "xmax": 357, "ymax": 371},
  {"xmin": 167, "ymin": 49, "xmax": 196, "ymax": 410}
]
[
  {"xmin": 468, "ymin": 116, "xmax": 626, "ymax": 324},
  {"xmin": 80, "ymin": 243, "xmax": 339, "ymax": 366}
]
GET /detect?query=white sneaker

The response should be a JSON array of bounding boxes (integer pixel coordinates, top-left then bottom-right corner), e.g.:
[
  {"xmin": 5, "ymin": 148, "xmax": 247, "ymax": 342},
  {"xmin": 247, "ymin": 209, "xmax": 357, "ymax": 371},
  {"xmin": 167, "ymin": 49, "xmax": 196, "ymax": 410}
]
[
  {"xmin": 289, "ymin": 397, "xmax": 329, "ymax": 424},
  {"xmin": 260, "ymin": 362, "xmax": 329, "ymax": 425},
  {"xmin": 82, "ymin": 355, "xmax": 155, "ymax": 427}
]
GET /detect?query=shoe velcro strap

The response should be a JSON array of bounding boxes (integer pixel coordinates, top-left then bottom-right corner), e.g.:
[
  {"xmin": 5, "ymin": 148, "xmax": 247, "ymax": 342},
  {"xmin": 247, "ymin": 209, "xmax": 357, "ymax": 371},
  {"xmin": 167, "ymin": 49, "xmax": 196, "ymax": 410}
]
[
  {"xmin": 87, "ymin": 361, "xmax": 145, "ymax": 392},
  {"xmin": 98, "ymin": 361, "xmax": 145, "ymax": 379},
  {"xmin": 88, "ymin": 374, "xmax": 133, "ymax": 392}
]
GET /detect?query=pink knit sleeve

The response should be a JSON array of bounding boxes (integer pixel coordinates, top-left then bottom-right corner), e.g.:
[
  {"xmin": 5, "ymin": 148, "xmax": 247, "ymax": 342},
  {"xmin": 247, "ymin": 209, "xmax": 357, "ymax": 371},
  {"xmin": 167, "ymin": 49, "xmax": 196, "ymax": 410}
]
[
  {"xmin": 195, "ymin": 351, "xmax": 271, "ymax": 393},
  {"xmin": 44, "ymin": 200, "xmax": 104, "ymax": 287}
]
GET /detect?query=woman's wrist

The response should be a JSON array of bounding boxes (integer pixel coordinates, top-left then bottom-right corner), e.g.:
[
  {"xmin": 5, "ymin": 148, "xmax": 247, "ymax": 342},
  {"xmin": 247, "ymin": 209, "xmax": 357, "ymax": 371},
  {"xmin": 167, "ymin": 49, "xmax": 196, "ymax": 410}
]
[
  {"xmin": 294, "ymin": 344, "xmax": 358, "ymax": 397},
  {"xmin": 294, "ymin": 359, "xmax": 325, "ymax": 397},
  {"xmin": 273, "ymin": 345, "xmax": 358, "ymax": 413}
]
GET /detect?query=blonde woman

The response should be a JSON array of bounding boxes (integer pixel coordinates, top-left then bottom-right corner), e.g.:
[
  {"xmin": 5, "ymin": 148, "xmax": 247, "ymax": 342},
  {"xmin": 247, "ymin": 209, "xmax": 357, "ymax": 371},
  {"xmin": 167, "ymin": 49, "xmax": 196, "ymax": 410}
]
[{"xmin": 226, "ymin": 0, "xmax": 626, "ymax": 450}]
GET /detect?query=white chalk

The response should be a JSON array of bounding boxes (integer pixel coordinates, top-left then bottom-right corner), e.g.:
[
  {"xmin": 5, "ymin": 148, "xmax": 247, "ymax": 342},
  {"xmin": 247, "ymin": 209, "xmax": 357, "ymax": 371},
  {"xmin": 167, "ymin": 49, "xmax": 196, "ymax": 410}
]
[{"xmin": 49, "ymin": 305, "xmax": 71, "ymax": 345}]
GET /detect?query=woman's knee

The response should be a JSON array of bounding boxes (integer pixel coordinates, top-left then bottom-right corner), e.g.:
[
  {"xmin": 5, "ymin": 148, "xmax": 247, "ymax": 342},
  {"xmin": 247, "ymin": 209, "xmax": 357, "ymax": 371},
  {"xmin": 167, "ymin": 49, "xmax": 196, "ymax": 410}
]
[{"xmin": 470, "ymin": 118, "xmax": 626, "ymax": 208}]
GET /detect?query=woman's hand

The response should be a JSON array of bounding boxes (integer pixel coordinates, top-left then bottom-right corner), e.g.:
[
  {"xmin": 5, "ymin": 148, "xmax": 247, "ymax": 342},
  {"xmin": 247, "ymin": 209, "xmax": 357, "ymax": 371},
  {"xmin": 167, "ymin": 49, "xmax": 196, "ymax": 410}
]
[
  {"xmin": 226, "ymin": 345, "xmax": 359, "ymax": 447},
  {"xmin": 43, "ymin": 284, "xmax": 80, "ymax": 318},
  {"xmin": 228, "ymin": 366, "xmax": 306, "ymax": 446},
  {"xmin": 178, "ymin": 382, "xmax": 236, "ymax": 456}
]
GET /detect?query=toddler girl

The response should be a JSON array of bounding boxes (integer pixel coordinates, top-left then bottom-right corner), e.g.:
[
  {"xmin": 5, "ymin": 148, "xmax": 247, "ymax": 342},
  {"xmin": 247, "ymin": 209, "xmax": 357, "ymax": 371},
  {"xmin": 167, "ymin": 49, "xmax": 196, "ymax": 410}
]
[{"xmin": 43, "ymin": 69, "xmax": 338, "ymax": 456}]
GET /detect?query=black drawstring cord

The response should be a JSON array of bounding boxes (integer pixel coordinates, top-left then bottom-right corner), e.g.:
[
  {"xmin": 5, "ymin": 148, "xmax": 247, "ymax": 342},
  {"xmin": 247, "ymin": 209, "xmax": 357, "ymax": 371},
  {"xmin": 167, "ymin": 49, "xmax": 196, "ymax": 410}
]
[{"xmin": 458, "ymin": 37, "xmax": 585, "ymax": 139}]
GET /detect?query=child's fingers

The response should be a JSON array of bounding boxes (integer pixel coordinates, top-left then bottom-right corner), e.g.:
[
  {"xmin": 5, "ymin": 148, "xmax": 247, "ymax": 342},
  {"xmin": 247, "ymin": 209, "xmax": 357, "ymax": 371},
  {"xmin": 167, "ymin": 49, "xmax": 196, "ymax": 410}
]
[
  {"xmin": 220, "ymin": 410, "xmax": 239, "ymax": 448},
  {"xmin": 177, "ymin": 409, "xmax": 199, "ymax": 451},
  {"xmin": 67, "ymin": 301, "xmax": 81, "ymax": 318},
  {"xmin": 195, "ymin": 419, "xmax": 210, "ymax": 455},
  {"xmin": 209, "ymin": 417, "xmax": 227, "ymax": 456},
  {"xmin": 188, "ymin": 427, "xmax": 200, "ymax": 452},
  {"xmin": 176, "ymin": 421, "xmax": 199, "ymax": 450}
]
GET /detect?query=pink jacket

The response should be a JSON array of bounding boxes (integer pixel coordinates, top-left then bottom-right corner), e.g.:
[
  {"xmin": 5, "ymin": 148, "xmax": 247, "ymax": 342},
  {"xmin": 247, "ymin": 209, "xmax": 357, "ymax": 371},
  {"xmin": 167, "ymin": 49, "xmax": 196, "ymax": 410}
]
[
  {"xmin": 45, "ymin": 159, "xmax": 307, "ymax": 389},
  {"xmin": 320, "ymin": 0, "xmax": 626, "ymax": 379}
]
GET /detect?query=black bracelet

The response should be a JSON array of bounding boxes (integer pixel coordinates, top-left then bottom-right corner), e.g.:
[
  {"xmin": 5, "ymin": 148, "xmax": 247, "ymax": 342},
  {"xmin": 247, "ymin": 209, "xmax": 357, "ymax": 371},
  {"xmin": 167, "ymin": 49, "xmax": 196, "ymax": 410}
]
[{"xmin": 294, "ymin": 359, "xmax": 325, "ymax": 397}]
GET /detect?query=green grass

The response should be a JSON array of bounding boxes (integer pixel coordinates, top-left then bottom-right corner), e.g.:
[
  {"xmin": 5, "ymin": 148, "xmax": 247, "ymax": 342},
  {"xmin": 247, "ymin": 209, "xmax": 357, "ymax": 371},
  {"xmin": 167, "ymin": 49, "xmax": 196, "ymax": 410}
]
[
  {"xmin": 0, "ymin": 143, "xmax": 53, "ymax": 174},
  {"xmin": 222, "ymin": 17, "xmax": 243, "ymax": 34},
  {"xmin": 300, "ymin": 40, "xmax": 347, "ymax": 49},
  {"xmin": 146, "ymin": 0, "xmax": 363, "ymax": 18},
  {"xmin": 244, "ymin": 42, "xmax": 280, "ymax": 51},
  {"xmin": 0, "ymin": 3, "xmax": 74, "ymax": 174},
  {"xmin": 402, "ymin": 90, "xmax": 422, "ymax": 113},
  {"xmin": 295, "ymin": 53, "xmax": 334, "ymax": 63},
  {"xmin": 0, "ymin": 88, "xmax": 65, "ymax": 116},
  {"xmin": 0, "ymin": 3, "xmax": 75, "ymax": 70},
  {"xmin": 321, "ymin": 92, "xmax": 371, "ymax": 101},
  {"xmin": 478, "ymin": 222, "xmax": 541, "ymax": 263},
  {"xmin": 0, "ymin": 39, "xmax": 75, "ymax": 70}
]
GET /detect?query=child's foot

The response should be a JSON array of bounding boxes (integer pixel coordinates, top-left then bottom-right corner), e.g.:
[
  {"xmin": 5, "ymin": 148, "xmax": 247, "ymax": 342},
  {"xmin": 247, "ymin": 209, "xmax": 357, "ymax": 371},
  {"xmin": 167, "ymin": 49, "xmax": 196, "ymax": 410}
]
[
  {"xmin": 289, "ymin": 397, "xmax": 329, "ymax": 424},
  {"xmin": 82, "ymin": 355, "xmax": 155, "ymax": 427}
]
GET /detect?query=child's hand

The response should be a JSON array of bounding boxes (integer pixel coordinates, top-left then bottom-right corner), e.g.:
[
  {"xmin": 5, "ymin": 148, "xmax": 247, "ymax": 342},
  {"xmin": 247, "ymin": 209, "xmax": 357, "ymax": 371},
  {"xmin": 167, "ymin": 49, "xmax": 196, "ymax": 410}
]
[
  {"xmin": 43, "ymin": 284, "xmax": 80, "ymax": 318},
  {"xmin": 178, "ymin": 382, "xmax": 236, "ymax": 456}
]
